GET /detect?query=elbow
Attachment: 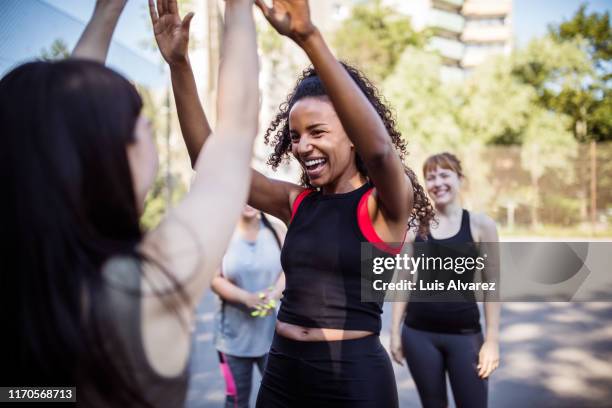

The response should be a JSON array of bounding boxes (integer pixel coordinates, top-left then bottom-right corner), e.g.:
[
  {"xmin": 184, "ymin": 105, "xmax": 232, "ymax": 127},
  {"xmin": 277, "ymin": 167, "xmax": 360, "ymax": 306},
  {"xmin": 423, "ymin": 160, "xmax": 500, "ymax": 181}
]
[{"xmin": 210, "ymin": 276, "xmax": 223, "ymax": 296}]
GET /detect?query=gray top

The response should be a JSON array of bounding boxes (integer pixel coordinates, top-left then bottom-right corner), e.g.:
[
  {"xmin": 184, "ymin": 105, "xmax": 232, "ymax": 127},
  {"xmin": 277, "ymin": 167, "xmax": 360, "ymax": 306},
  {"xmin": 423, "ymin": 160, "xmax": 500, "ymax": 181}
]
[
  {"xmin": 81, "ymin": 256, "xmax": 189, "ymax": 407},
  {"xmin": 214, "ymin": 221, "xmax": 282, "ymax": 357}
]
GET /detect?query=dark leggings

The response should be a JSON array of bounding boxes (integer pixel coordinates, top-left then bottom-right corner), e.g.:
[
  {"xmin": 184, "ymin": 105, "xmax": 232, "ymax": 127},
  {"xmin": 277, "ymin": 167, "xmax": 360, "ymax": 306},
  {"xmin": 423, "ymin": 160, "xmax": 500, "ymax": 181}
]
[
  {"xmin": 256, "ymin": 333, "xmax": 399, "ymax": 408},
  {"xmin": 402, "ymin": 325, "xmax": 488, "ymax": 408}
]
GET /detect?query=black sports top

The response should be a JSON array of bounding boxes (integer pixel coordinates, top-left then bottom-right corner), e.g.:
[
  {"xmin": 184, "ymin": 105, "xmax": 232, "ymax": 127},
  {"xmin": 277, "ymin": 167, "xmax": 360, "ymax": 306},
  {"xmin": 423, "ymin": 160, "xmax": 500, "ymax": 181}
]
[
  {"xmin": 277, "ymin": 183, "xmax": 400, "ymax": 335},
  {"xmin": 404, "ymin": 209, "xmax": 482, "ymax": 334}
]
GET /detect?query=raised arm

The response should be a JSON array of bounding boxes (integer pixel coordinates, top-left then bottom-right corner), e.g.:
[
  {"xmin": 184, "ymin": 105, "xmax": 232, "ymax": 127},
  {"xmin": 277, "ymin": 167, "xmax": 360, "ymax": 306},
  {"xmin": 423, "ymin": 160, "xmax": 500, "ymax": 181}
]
[
  {"xmin": 138, "ymin": 0, "xmax": 261, "ymax": 377},
  {"xmin": 143, "ymin": 0, "xmax": 260, "ymax": 307},
  {"xmin": 72, "ymin": 0, "xmax": 127, "ymax": 62},
  {"xmin": 150, "ymin": 0, "xmax": 302, "ymax": 223},
  {"xmin": 148, "ymin": 0, "xmax": 211, "ymax": 167},
  {"xmin": 256, "ymin": 0, "xmax": 413, "ymax": 226}
]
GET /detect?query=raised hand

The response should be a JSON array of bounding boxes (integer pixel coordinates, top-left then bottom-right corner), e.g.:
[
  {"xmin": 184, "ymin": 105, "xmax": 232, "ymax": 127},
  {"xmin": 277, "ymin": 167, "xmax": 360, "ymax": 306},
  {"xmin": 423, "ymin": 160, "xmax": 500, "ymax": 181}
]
[
  {"xmin": 254, "ymin": 0, "xmax": 316, "ymax": 43},
  {"xmin": 148, "ymin": 0, "xmax": 194, "ymax": 66}
]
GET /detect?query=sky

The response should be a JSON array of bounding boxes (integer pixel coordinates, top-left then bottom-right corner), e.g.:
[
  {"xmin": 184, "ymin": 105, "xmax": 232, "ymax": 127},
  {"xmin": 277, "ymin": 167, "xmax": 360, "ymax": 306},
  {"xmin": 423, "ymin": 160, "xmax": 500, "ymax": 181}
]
[
  {"xmin": 513, "ymin": 0, "xmax": 612, "ymax": 46},
  {"xmin": 1, "ymin": 0, "xmax": 610, "ymax": 86},
  {"xmin": 41, "ymin": 0, "xmax": 159, "ymax": 63},
  {"xmin": 41, "ymin": 0, "xmax": 612, "ymax": 52}
]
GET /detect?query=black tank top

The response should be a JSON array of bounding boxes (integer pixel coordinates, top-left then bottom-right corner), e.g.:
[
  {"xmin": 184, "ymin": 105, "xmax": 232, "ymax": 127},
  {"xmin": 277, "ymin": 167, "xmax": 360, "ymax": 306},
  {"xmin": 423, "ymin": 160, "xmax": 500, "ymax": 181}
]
[
  {"xmin": 404, "ymin": 209, "xmax": 482, "ymax": 334},
  {"xmin": 278, "ymin": 183, "xmax": 398, "ymax": 335}
]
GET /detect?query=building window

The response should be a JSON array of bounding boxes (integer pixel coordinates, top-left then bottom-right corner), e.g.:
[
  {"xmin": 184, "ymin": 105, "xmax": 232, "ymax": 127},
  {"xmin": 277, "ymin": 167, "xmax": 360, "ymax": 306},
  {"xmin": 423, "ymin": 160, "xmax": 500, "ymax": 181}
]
[{"xmin": 465, "ymin": 17, "xmax": 506, "ymax": 27}]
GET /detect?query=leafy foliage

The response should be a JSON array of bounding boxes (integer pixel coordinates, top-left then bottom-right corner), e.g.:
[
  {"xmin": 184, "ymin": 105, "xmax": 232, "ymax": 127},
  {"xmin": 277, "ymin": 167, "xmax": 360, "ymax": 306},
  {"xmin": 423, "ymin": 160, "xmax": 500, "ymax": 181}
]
[
  {"xmin": 40, "ymin": 39, "xmax": 70, "ymax": 60},
  {"xmin": 333, "ymin": 0, "xmax": 427, "ymax": 84}
]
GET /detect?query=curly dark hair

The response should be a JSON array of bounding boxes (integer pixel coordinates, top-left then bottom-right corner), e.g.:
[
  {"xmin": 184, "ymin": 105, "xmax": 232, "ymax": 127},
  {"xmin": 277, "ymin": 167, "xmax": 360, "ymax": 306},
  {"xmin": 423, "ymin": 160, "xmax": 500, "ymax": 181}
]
[{"xmin": 263, "ymin": 63, "xmax": 434, "ymax": 238}]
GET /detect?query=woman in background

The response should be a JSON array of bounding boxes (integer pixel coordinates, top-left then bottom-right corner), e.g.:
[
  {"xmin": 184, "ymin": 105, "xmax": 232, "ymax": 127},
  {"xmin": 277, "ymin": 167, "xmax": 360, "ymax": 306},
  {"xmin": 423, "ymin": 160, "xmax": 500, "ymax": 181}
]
[
  {"xmin": 212, "ymin": 206, "xmax": 285, "ymax": 408},
  {"xmin": 391, "ymin": 152, "xmax": 501, "ymax": 408}
]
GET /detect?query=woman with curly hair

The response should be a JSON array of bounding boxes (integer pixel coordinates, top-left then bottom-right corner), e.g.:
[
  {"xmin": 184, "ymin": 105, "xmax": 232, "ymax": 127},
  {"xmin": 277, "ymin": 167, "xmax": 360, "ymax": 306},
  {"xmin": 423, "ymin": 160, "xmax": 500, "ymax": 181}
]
[{"xmin": 163, "ymin": 0, "xmax": 433, "ymax": 406}]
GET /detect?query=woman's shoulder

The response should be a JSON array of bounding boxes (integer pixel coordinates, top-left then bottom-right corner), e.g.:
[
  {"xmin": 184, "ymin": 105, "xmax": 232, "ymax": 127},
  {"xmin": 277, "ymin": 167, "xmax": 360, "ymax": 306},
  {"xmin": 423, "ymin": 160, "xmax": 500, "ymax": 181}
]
[{"xmin": 467, "ymin": 211, "xmax": 498, "ymax": 242}]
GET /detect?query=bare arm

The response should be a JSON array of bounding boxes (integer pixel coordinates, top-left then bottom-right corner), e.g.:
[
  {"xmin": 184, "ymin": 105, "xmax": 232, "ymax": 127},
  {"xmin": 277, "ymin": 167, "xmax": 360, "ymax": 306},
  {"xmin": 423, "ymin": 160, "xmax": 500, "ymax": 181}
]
[
  {"xmin": 476, "ymin": 214, "xmax": 501, "ymax": 379},
  {"xmin": 250, "ymin": 170, "xmax": 303, "ymax": 224},
  {"xmin": 148, "ymin": 0, "xmax": 211, "ymax": 167},
  {"xmin": 256, "ymin": 0, "xmax": 413, "ymax": 229},
  {"xmin": 148, "ymin": 0, "xmax": 259, "ymax": 303},
  {"xmin": 390, "ymin": 301, "xmax": 407, "ymax": 365},
  {"xmin": 151, "ymin": 0, "xmax": 301, "ymax": 219},
  {"xmin": 72, "ymin": 0, "xmax": 126, "ymax": 62},
  {"xmin": 211, "ymin": 271, "xmax": 266, "ymax": 309},
  {"xmin": 139, "ymin": 0, "xmax": 260, "ymax": 376}
]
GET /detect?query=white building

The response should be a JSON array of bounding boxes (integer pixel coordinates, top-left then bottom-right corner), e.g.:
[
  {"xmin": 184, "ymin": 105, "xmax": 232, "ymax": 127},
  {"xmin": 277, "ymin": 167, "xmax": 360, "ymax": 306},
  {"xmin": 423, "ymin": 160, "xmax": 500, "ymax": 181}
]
[{"xmin": 384, "ymin": 0, "xmax": 512, "ymax": 80}]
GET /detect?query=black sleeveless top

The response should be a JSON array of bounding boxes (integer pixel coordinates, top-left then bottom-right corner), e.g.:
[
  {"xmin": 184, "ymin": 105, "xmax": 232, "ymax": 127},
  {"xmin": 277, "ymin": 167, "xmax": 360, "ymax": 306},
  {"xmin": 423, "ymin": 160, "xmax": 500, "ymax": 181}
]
[
  {"xmin": 404, "ymin": 209, "xmax": 482, "ymax": 334},
  {"xmin": 277, "ymin": 183, "xmax": 397, "ymax": 335}
]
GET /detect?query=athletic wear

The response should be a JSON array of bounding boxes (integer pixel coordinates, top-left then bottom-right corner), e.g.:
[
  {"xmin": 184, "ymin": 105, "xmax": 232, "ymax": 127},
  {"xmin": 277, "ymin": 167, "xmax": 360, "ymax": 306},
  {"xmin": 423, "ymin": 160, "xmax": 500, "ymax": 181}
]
[
  {"xmin": 404, "ymin": 209, "xmax": 482, "ymax": 334},
  {"xmin": 218, "ymin": 352, "xmax": 267, "ymax": 408},
  {"xmin": 257, "ymin": 183, "xmax": 402, "ymax": 407},
  {"xmin": 214, "ymin": 220, "xmax": 281, "ymax": 357},
  {"xmin": 256, "ymin": 333, "xmax": 399, "ymax": 408},
  {"xmin": 402, "ymin": 325, "xmax": 487, "ymax": 408},
  {"xmin": 82, "ymin": 256, "xmax": 189, "ymax": 407},
  {"xmin": 277, "ymin": 183, "xmax": 398, "ymax": 335},
  {"xmin": 402, "ymin": 209, "xmax": 488, "ymax": 408}
]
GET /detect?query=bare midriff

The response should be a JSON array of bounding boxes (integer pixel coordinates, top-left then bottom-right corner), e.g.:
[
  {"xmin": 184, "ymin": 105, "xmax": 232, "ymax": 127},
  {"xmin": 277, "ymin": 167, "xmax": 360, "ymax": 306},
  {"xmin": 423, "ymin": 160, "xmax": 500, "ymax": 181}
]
[{"xmin": 276, "ymin": 321, "xmax": 374, "ymax": 342}]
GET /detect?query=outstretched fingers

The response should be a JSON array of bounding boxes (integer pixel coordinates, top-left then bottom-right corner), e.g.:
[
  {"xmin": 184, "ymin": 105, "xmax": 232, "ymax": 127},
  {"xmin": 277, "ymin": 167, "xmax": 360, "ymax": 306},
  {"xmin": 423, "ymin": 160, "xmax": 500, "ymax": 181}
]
[
  {"xmin": 148, "ymin": 0, "xmax": 159, "ymax": 23},
  {"xmin": 156, "ymin": 0, "xmax": 165, "ymax": 17},
  {"xmin": 168, "ymin": 0, "xmax": 179, "ymax": 16}
]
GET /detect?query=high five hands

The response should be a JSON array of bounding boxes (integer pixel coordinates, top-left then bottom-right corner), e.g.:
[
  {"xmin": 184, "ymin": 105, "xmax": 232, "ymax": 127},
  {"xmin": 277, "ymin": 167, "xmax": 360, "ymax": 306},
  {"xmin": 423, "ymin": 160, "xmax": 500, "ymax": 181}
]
[
  {"xmin": 254, "ymin": 0, "xmax": 316, "ymax": 44},
  {"xmin": 147, "ymin": 0, "xmax": 316, "ymax": 63},
  {"xmin": 148, "ymin": 0, "xmax": 194, "ymax": 66}
]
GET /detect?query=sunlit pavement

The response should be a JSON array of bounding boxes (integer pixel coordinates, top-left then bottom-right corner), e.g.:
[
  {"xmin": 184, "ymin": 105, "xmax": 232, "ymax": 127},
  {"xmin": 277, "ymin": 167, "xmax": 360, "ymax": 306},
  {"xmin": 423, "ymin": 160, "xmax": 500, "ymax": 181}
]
[{"xmin": 186, "ymin": 293, "xmax": 612, "ymax": 408}]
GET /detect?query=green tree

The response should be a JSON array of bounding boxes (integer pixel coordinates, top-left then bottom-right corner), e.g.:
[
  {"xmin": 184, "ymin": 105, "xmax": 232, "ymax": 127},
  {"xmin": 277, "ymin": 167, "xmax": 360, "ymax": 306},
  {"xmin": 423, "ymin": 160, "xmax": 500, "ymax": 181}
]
[
  {"xmin": 458, "ymin": 55, "xmax": 536, "ymax": 146},
  {"xmin": 383, "ymin": 47, "xmax": 463, "ymax": 152},
  {"xmin": 40, "ymin": 39, "xmax": 70, "ymax": 60},
  {"xmin": 521, "ymin": 4, "xmax": 612, "ymax": 143},
  {"xmin": 333, "ymin": 0, "xmax": 426, "ymax": 83},
  {"xmin": 520, "ymin": 108, "xmax": 577, "ymax": 227},
  {"xmin": 549, "ymin": 4, "xmax": 611, "ymax": 80}
]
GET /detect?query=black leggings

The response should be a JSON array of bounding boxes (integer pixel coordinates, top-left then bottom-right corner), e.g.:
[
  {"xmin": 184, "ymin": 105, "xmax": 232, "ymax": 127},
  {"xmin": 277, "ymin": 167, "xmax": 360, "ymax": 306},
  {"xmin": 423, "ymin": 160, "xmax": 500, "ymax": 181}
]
[
  {"xmin": 256, "ymin": 333, "xmax": 398, "ymax": 408},
  {"xmin": 402, "ymin": 325, "xmax": 487, "ymax": 408}
]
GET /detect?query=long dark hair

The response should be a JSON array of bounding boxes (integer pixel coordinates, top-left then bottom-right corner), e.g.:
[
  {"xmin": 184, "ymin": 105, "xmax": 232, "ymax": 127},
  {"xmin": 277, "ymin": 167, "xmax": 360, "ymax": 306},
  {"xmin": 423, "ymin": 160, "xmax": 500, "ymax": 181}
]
[
  {"xmin": 0, "ymin": 60, "xmax": 152, "ymax": 405},
  {"xmin": 264, "ymin": 63, "xmax": 434, "ymax": 237}
]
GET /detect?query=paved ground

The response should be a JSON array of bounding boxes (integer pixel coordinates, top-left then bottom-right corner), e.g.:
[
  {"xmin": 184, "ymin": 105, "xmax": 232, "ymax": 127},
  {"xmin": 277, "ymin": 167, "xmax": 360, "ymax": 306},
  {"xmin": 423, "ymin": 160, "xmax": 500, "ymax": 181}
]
[{"xmin": 186, "ymin": 293, "xmax": 612, "ymax": 408}]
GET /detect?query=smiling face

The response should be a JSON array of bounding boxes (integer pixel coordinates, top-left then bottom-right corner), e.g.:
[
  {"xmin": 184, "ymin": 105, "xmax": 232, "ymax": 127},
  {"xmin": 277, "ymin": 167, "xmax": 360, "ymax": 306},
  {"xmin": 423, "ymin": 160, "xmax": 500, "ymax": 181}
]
[
  {"xmin": 288, "ymin": 96, "xmax": 357, "ymax": 188},
  {"xmin": 424, "ymin": 166, "xmax": 462, "ymax": 207}
]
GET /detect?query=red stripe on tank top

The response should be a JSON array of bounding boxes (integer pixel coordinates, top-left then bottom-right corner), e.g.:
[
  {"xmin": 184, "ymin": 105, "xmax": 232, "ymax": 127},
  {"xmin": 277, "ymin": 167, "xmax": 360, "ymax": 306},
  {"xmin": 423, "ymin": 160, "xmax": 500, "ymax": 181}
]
[
  {"xmin": 357, "ymin": 188, "xmax": 406, "ymax": 255},
  {"xmin": 290, "ymin": 189, "xmax": 314, "ymax": 223}
]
